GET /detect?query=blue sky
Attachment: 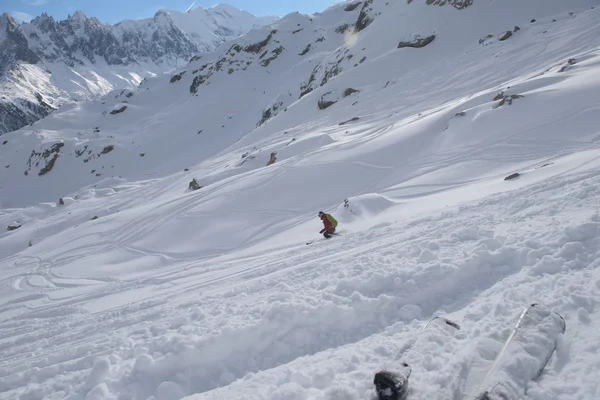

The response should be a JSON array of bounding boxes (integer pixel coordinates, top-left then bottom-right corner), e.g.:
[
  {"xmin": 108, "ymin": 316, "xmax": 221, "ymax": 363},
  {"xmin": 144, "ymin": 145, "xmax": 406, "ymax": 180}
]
[{"xmin": 5, "ymin": 0, "xmax": 341, "ymax": 24}]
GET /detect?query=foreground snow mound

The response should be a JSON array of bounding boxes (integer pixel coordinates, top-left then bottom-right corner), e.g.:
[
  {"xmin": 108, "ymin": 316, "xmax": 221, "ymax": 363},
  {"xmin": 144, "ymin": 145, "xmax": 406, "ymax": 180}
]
[{"xmin": 470, "ymin": 303, "xmax": 567, "ymax": 399}]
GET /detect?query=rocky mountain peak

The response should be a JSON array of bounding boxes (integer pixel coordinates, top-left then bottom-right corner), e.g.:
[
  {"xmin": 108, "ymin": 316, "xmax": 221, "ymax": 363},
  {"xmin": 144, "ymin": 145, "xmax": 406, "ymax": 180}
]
[
  {"xmin": 67, "ymin": 10, "xmax": 88, "ymax": 21},
  {"xmin": 0, "ymin": 4, "xmax": 280, "ymax": 135},
  {"xmin": 0, "ymin": 13, "xmax": 20, "ymax": 33}
]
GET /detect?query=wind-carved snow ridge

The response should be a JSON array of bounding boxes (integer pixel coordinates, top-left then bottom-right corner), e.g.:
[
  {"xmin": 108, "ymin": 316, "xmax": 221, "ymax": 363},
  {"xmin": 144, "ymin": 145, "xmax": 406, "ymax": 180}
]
[{"xmin": 1, "ymin": 1, "xmax": 600, "ymax": 399}]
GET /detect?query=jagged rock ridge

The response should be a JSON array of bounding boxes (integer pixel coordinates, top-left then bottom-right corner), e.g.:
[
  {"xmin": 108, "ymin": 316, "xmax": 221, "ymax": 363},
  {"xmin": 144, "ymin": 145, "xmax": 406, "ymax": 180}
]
[{"xmin": 0, "ymin": 6, "xmax": 278, "ymax": 134}]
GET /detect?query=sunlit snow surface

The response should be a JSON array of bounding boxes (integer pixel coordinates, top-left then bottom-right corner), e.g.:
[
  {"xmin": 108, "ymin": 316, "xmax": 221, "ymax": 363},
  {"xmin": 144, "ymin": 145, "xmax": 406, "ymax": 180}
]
[{"xmin": 1, "ymin": 1, "xmax": 600, "ymax": 399}]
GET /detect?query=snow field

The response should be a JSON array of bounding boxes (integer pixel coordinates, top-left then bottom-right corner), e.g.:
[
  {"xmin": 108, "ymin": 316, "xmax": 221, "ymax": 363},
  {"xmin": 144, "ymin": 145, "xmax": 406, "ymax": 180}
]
[
  {"xmin": 1, "ymin": 1, "xmax": 600, "ymax": 399},
  {"xmin": 2, "ymin": 152, "xmax": 599, "ymax": 399}
]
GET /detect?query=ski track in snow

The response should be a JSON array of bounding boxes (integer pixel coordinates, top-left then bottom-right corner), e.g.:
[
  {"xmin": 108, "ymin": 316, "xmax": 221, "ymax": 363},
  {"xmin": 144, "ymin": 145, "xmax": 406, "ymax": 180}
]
[
  {"xmin": 1, "ymin": 1, "xmax": 600, "ymax": 400},
  {"xmin": 2, "ymin": 162, "xmax": 600, "ymax": 400}
]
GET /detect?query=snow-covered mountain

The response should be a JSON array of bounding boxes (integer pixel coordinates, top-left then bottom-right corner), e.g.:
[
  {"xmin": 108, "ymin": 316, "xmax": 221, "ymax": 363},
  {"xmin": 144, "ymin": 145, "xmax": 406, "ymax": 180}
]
[
  {"xmin": 0, "ymin": 5, "xmax": 279, "ymax": 134},
  {"xmin": 1, "ymin": 0, "xmax": 600, "ymax": 399}
]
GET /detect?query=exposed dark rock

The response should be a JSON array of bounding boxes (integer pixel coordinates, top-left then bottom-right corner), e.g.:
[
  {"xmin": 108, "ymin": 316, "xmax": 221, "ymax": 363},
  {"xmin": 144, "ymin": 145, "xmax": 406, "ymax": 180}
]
[
  {"xmin": 25, "ymin": 142, "xmax": 64, "ymax": 176},
  {"xmin": 260, "ymin": 46, "xmax": 284, "ymax": 67},
  {"xmin": 299, "ymin": 44, "xmax": 311, "ymax": 56},
  {"xmin": 257, "ymin": 102, "xmax": 283, "ymax": 127},
  {"xmin": 504, "ymin": 173, "xmax": 520, "ymax": 181},
  {"xmin": 537, "ymin": 163, "xmax": 553, "ymax": 169},
  {"xmin": 244, "ymin": 30, "xmax": 277, "ymax": 54},
  {"xmin": 318, "ymin": 92, "xmax": 337, "ymax": 110},
  {"xmin": 493, "ymin": 93, "xmax": 524, "ymax": 108},
  {"xmin": 266, "ymin": 151, "xmax": 277, "ymax": 166},
  {"xmin": 339, "ymin": 117, "xmax": 360, "ymax": 126},
  {"xmin": 559, "ymin": 58, "xmax": 577, "ymax": 73},
  {"xmin": 479, "ymin": 34, "xmax": 494, "ymax": 45},
  {"xmin": 355, "ymin": 0, "xmax": 375, "ymax": 33},
  {"xmin": 189, "ymin": 178, "xmax": 202, "ymax": 191},
  {"xmin": 336, "ymin": 24, "xmax": 352, "ymax": 34},
  {"xmin": 499, "ymin": 31, "xmax": 513, "ymax": 41},
  {"xmin": 190, "ymin": 74, "xmax": 210, "ymax": 94},
  {"xmin": 398, "ymin": 34, "xmax": 436, "ymax": 49},
  {"xmin": 101, "ymin": 145, "xmax": 114, "ymax": 154},
  {"xmin": 424, "ymin": 0, "xmax": 473, "ymax": 9},
  {"xmin": 110, "ymin": 106, "xmax": 127, "ymax": 115},
  {"xmin": 7, "ymin": 224, "xmax": 21, "ymax": 231},
  {"xmin": 344, "ymin": 2, "xmax": 361, "ymax": 11},
  {"xmin": 38, "ymin": 154, "xmax": 59, "ymax": 175},
  {"xmin": 343, "ymin": 88, "xmax": 359, "ymax": 97}
]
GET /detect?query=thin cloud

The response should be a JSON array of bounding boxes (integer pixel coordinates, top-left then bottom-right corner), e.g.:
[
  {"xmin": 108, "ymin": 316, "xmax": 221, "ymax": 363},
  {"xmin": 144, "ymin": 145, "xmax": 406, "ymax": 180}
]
[
  {"xmin": 21, "ymin": 0, "xmax": 49, "ymax": 6},
  {"xmin": 9, "ymin": 11, "xmax": 33, "ymax": 22}
]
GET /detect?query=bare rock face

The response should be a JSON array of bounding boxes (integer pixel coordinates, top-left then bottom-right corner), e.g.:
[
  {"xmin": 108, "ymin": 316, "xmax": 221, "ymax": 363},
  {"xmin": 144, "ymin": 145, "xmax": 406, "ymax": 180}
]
[
  {"xmin": 24, "ymin": 142, "xmax": 64, "ymax": 176},
  {"xmin": 424, "ymin": 0, "xmax": 474, "ymax": 10}
]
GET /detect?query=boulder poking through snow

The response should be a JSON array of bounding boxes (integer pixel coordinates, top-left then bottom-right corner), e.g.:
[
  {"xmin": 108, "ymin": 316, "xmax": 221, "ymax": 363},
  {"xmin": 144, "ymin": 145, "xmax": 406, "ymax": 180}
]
[
  {"xmin": 189, "ymin": 178, "xmax": 202, "ymax": 191},
  {"xmin": 398, "ymin": 34, "xmax": 436, "ymax": 49},
  {"xmin": 319, "ymin": 89, "xmax": 359, "ymax": 110},
  {"xmin": 266, "ymin": 152, "xmax": 277, "ymax": 166},
  {"xmin": 339, "ymin": 117, "xmax": 360, "ymax": 126},
  {"xmin": 499, "ymin": 31, "xmax": 513, "ymax": 41},
  {"xmin": 318, "ymin": 92, "xmax": 338, "ymax": 110},
  {"xmin": 343, "ymin": 88, "xmax": 360, "ymax": 97},
  {"xmin": 7, "ymin": 224, "xmax": 22, "ymax": 231},
  {"xmin": 504, "ymin": 172, "xmax": 521, "ymax": 181},
  {"xmin": 58, "ymin": 197, "xmax": 76, "ymax": 206},
  {"xmin": 493, "ymin": 93, "xmax": 525, "ymax": 109},
  {"xmin": 110, "ymin": 105, "xmax": 128, "ymax": 115}
]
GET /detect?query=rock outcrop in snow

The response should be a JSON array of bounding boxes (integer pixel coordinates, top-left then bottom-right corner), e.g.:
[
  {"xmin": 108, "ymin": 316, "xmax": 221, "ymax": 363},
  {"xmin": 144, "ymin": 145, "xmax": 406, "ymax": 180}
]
[{"xmin": 1, "ymin": 0, "xmax": 598, "ymax": 208}]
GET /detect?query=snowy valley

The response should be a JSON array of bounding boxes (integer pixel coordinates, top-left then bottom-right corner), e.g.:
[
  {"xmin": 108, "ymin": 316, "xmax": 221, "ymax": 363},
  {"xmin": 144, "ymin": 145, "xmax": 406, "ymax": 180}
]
[
  {"xmin": 0, "ymin": 5, "xmax": 278, "ymax": 134},
  {"xmin": 1, "ymin": 0, "xmax": 600, "ymax": 399}
]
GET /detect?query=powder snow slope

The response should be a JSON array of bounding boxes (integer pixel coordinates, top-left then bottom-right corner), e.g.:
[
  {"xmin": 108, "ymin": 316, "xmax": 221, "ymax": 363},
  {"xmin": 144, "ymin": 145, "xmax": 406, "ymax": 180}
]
[{"xmin": 1, "ymin": 0, "xmax": 600, "ymax": 399}]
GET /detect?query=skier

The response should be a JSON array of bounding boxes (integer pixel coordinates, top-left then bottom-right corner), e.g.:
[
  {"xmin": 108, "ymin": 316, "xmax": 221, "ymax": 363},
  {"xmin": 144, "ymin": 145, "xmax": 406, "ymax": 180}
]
[{"xmin": 318, "ymin": 211, "xmax": 338, "ymax": 238}]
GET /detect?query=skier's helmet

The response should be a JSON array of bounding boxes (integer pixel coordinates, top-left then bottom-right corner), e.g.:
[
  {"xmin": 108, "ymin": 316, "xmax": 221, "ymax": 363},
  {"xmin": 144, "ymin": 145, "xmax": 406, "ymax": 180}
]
[{"xmin": 318, "ymin": 211, "xmax": 324, "ymax": 217}]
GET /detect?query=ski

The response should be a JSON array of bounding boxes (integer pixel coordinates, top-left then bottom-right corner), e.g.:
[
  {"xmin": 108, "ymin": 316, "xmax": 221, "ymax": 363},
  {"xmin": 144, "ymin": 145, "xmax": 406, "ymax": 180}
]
[
  {"xmin": 306, "ymin": 233, "xmax": 340, "ymax": 245},
  {"xmin": 470, "ymin": 303, "xmax": 566, "ymax": 400},
  {"xmin": 374, "ymin": 316, "xmax": 461, "ymax": 400}
]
